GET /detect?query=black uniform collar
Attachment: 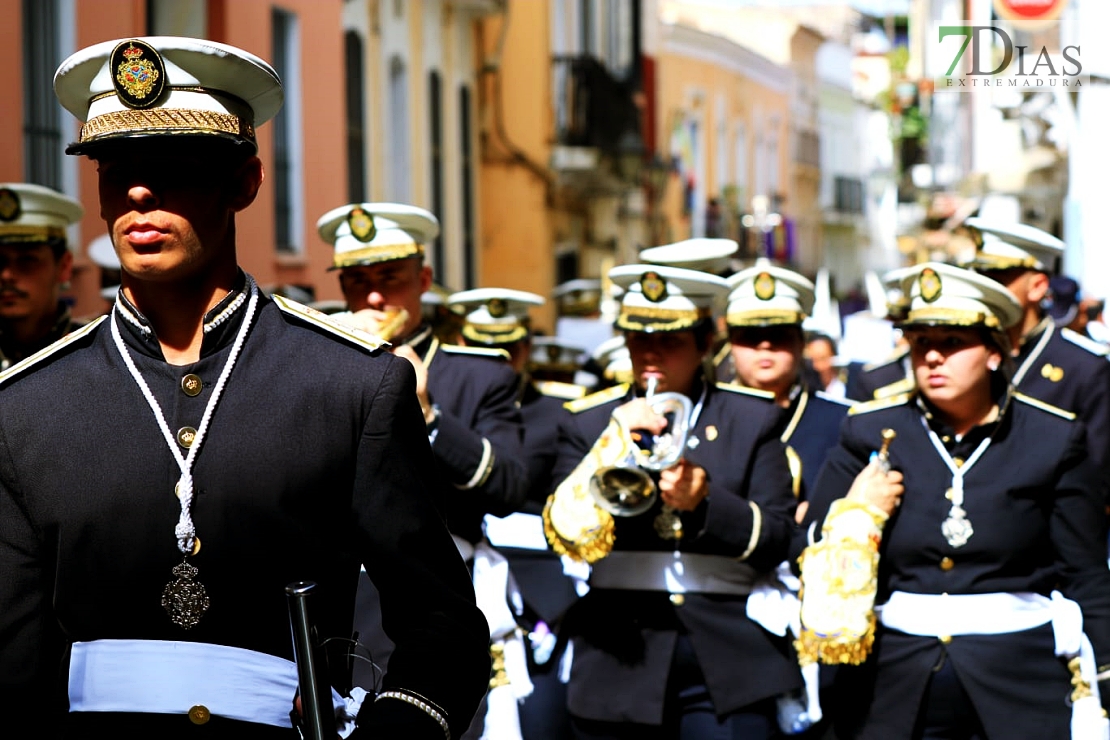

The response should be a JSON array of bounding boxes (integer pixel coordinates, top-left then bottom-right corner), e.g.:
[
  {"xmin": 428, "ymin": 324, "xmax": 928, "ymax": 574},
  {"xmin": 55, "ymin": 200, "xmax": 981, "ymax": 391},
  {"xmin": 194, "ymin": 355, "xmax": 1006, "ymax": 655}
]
[
  {"xmin": 0, "ymin": 301, "xmax": 75, "ymax": 367},
  {"xmin": 114, "ymin": 270, "xmax": 254, "ymax": 360},
  {"xmin": 396, "ymin": 323, "xmax": 435, "ymax": 359},
  {"xmin": 915, "ymin": 383, "xmax": 1014, "ymax": 455}
]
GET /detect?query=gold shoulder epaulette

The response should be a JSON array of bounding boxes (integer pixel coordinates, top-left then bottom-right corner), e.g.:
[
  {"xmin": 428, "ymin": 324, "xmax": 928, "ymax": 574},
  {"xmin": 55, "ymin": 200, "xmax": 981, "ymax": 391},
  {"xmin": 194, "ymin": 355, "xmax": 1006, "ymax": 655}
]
[
  {"xmin": 873, "ymin": 377, "xmax": 915, "ymax": 399},
  {"xmin": 848, "ymin": 391, "xmax": 913, "ymax": 416},
  {"xmin": 441, "ymin": 344, "xmax": 511, "ymax": 361},
  {"xmin": 534, "ymin": 379, "xmax": 587, "ymax": 400},
  {"xmin": 273, "ymin": 295, "xmax": 387, "ymax": 352},
  {"xmin": 564, "ymin": 383, "xmax": 629, "ymax": 413},
  {"xmin": 715, "ymin": 382, "xmax": 775, "ymax": 400},
  {"xmin": 863, "ymin": 345, "xmax": 909, "ymax": 372},
  {"xmin": 1061, "ymin": 328, "xmax": 1110, "ymax": 357},
  {"xmin": 0, "ymin": 315, "xmax": 107, "ymax": 386},
  {"xmin": 1013, "ymin": 392, "xmax": 1076, "ymax": 420}
]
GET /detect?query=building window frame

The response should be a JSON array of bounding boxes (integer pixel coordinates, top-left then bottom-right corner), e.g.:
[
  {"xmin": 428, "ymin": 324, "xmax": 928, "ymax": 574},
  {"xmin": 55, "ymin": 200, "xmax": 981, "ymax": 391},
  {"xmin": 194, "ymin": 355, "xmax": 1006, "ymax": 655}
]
[{"xmin": 271, "ymin": 7, "xmax": 304, "ymax": 255}]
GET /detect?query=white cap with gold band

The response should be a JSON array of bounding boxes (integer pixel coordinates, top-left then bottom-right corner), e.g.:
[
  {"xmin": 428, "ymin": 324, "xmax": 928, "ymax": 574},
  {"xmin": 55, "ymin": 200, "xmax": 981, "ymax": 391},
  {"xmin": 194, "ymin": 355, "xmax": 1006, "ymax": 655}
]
[
  {"xmin": 0, "ymin": 184, "xmax": 83, "ymax": 245},
  {"xmin": 447, "ymin": 288, "xmax": 544, "ymax": 346},
  {"xmin": 896, "ymin": 262, "xmax": 1022, "ymax": 330},
  {"xmin": 609, "ymin": 264, "xmax": 729, "ymax": 333},
  {"xmin": 54, "ymin": 37, "xmax": 283, "ymax": 155},
  {"xmin": 639, "ymin": 238, "xmax": 738, "ymax": 275},
  {"xmin": 317, "ymin": 203, "xmax": 439, "ymax": 270},
  {"xmin": 960, "ymin": 217, "xmax": 1064, "ymax": 274},
  {"xmin": 725, "ymin": 261, "xmax": 815, "ymax": 327}
]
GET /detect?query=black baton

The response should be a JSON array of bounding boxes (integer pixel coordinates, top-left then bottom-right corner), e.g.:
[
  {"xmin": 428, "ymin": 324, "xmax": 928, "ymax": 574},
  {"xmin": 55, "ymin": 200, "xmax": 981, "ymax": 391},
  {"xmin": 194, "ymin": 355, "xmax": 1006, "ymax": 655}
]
[{"xmin": 286, "ymin": 581, "xmax": 338, "ymax": 740}]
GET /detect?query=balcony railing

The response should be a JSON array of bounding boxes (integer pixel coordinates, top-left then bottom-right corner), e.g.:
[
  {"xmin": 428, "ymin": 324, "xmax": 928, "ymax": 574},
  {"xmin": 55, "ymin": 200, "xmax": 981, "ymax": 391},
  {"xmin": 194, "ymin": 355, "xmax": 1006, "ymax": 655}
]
[{"xmin": 552, "ymin": 55, "xmax": 641, "ymax": 154}]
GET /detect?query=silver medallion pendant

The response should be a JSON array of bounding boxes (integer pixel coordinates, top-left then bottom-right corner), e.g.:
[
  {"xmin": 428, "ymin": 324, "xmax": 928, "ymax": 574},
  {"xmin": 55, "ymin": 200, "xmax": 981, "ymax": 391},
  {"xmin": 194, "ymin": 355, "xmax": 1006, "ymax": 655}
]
[
  {"xmin": 162, "ymin": 560, "xmax": 210, "ymax": 629},
  {"xmin": 942, "ymin": 505, "xmax": 974, "ymax": 548},
  {"xmin": 654, "ymin": 505, "xmax": 684, "ymax": 541}
]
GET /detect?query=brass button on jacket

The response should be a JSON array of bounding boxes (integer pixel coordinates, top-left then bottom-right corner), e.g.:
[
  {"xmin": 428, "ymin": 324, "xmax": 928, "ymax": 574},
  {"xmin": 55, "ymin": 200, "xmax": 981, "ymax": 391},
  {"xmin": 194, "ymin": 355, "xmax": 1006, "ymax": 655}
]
[
  {"xmin": 188, "ymin": 705, "xmax": 211, "ymax": 724},
  {"xmin": 181, "ymin": 374, "xmax": 203, "ymax": 397},
  {"xmin": 177, "ymin": 426, "xmax": 197, "ymax": 449}
]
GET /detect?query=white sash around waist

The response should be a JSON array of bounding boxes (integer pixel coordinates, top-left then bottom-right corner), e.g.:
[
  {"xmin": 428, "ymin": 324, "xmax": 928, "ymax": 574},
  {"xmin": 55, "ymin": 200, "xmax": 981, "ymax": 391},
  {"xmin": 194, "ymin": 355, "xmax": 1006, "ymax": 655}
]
[
  {"xmin": 880, "ymin": 591, "xmax": 1108, "ymax": 740},
  {"xmin": 484, "ymin": 513, "xmax": 548, "ymax": 551},
  {"xmin": 68, "ymin": 639, "xmax": 359, "ymax": 734},
  {"xmin": 590, "ymin": 551, "xmax": 759, "ymax": 595}
]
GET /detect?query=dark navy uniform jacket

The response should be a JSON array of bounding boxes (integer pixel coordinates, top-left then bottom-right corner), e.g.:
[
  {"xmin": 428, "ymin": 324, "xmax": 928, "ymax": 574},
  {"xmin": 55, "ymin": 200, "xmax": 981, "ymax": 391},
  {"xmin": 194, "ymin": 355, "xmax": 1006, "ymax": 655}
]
[
  {"xmin": 553, "ymin": 379, "xmax": 802, "ymax": 725},
  {"xmin": 777, "ymin": 388, "xmax": 851, "ymax": 501},
  {"xmin": 406, "ymin": 328, "xmax": 528, "ymax": 545},
  {"xmin": 0, "ymin": 281, "xmax": 490, "ymax": 739},
  {"xmin": 797, "ymin": 390, "xmax": 1110, "ymax": 740},
  {"xmin": 1010, "ymin": 318, "xmax": 1110, "ymax": 473},
  {"xmin": 844, "ymin": 347, "xmax": 910, "ymax": 402}
]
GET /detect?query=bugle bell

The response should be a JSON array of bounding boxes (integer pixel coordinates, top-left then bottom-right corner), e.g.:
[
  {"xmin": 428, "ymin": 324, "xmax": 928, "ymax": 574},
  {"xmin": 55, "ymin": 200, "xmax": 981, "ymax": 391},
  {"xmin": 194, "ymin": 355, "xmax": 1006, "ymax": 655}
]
[{"xmin": 589, "ymin": 377, "xmax": 693, "ymax": 517}]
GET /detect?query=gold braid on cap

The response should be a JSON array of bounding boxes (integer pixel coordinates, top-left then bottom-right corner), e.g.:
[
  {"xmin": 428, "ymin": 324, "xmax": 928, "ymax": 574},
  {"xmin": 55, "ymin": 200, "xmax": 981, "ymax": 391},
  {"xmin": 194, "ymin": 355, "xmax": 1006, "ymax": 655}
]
[
  {"xmin": 0, "ymin": 225, "xmax": 67, "ymax": 243},
  {"xmin": 81, "ymin": 109, "xmax": 249, "ymax": 143},
  {"xmin": 616, "ymin": 306, "xmax": 711, "ymax": 333},
  {"xmin": 726, "ymin": 309, "xmax": 806, "ymax": 327},
  {"xmin": 333, "ymin": 242, "xmax": 424, "ymax": 268},
  {"xmin": 903, "ymin": 307, "xmax": 1000, "ymax": 330},
  {"xmin": 461, "ymin": 324, "xmax": 528, "ymax": 346}
]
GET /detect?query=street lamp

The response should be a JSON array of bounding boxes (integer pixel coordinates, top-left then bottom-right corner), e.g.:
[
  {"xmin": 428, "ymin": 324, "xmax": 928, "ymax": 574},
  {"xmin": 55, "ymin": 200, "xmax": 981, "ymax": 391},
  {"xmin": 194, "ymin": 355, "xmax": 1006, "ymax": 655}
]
[{"xmin": 614, "ymin": 129, "xmax": 646, "ymax": 184}]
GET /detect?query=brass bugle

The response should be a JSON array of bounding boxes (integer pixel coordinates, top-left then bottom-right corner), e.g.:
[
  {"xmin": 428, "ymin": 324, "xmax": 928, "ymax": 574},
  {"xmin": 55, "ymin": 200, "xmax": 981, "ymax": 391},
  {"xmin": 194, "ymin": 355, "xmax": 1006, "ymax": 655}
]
[
  {"xmin": 374, "ymin": 307, "xmax": 410, "ymax": 342},
  {"xmin": 876, "ymin": 429, "xmax": 896, "ymax": 473}
]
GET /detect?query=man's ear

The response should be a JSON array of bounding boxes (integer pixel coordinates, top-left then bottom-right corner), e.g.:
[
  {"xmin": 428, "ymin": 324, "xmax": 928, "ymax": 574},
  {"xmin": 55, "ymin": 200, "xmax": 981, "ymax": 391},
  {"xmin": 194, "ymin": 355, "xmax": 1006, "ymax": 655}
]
[
  {"xmin": 1027, "ymin": 271, "xmax": 1050, "ymax": 304},
  {"xmin": 56, "ymin": 250, "xmax": 74, "ymax": 286},
  {"xmin": 228, "ymin": 156, "xmax": 264, "ymax": 212}
]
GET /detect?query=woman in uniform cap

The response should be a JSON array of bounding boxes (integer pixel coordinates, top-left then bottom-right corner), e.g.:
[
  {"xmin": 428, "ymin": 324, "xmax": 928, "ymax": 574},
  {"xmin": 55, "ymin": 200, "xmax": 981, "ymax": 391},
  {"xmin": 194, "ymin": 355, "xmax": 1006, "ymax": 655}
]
[
  {"xmin": 545, "ymin": 264, "xmax": 801, "ymax": 738},
  {"xmin": 796, "ymin": 262, "xmax": 1110, "ymax": 739}
]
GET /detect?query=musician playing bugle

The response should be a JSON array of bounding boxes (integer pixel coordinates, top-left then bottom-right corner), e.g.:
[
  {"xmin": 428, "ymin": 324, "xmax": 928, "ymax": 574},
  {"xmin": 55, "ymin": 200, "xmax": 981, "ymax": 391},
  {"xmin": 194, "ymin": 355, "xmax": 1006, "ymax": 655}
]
[
  {"xmin": 796, "ymin": 263, "xmax": 1110, "ymax": 739},
  {"xmin": 544, "ymin": 262, "xmax": 802, "ymax": 739}
]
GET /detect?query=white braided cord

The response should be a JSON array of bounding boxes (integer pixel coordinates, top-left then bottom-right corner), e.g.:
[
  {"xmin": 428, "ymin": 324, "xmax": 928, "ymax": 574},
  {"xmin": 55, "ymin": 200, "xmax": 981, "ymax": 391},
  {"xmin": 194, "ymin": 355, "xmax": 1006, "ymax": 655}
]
[{"xmin": 110, "ymin": 277, "xmax": 259, "ymax": 554}]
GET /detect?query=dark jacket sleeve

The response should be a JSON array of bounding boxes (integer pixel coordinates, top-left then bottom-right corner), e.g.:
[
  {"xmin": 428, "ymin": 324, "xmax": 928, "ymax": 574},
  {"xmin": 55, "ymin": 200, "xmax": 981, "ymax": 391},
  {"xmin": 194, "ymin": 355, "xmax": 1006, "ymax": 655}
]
[
  {"xmin": 353, "ymin": 356, "xmax": 491, "ymax": 739},
  {"xmin": 1050, "ymin": 421, "xmax": 1110, "ymax": 667},
  {"xmin": 690, "ymin": 405, "xmax": 797, "ymax": 572},
  {"xmin": 1076, "ymin": 358, "xmax": 1110, "ymax": 477},
  {"xmin": 0, "ymin": 423, "xmax": 65, "ymax": 719},
  {"xmin": 431, "ymin": 361, "xmax": 528, "ymax": 517}
]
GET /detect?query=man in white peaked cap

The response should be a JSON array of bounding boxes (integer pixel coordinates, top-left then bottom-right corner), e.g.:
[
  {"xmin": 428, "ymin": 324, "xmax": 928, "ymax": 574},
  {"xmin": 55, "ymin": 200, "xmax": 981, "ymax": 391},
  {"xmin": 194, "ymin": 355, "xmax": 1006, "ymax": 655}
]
[
  {"xmin": 0, "ymin": 36, "xmax": 490, "ymax": 738},
  {"xmin": 0, "ymin": 183, "xmax": 86, "ymax": 369}
]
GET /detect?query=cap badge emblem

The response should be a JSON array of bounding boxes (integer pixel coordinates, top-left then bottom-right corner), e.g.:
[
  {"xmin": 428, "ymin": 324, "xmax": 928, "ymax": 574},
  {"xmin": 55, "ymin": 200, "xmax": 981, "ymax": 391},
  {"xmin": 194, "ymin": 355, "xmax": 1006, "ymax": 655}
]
[
  {"xmin": 919, "ymin": 268, "xmax": 942, "ymax": 303},
  {"xmin": 0, "ymin": 189, "xmax": 21, "ymax": 223},
  {"xmin": 112, "ymin": 40, "xmax": 166, "ymax": 110},
  {"xmin": 347, "ymin": 208, "xmax": 377, "ymax": 243},
  {"xmin": 488, "ymin": 298, "xmax": 508, "ymax": 318},
  {"xmin": 640, "ymin": 271, "xmax": 668, "ymax": 303},
  {"xmin": 546, "ymin": 344, "xmax": 561, "ymax": 363},
  {"xmin": 754, "ymin": 272, "xmax": 776, "ymax": 301}
]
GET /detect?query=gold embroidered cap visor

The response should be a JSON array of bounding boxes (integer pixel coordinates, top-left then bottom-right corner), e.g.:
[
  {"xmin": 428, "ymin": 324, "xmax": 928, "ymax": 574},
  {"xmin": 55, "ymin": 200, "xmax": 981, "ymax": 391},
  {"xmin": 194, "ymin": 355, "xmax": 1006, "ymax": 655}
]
[
  {"xmin": 317, "ymin": 203, "xmax": 440, "ymax": 270},
  {"xmin": 54, "ymin": 37, "xmax": 284, "ymax": 155},
  {"xmin": 724, "ymin": 263, "xmax": 815, "ymax": 328},
  {"xmin": 609, "ymin": 264, "xmax": 728, "ymax": 334},
  {"xmin": 895, "ymin": 262, "xmax": 1022, "ymax": 331}
]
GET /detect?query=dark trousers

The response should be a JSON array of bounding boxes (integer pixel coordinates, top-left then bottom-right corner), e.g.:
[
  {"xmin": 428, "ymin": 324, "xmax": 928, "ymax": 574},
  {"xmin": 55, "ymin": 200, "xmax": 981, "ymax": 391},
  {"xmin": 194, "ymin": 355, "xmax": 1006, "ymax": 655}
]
[
  {"xmin": 912, "ymin": 658, "xmax": 987, "ymax": 740},
  {"xmin": 570, "ymin": 635, "xmax": 780, "ymax": 740}
]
